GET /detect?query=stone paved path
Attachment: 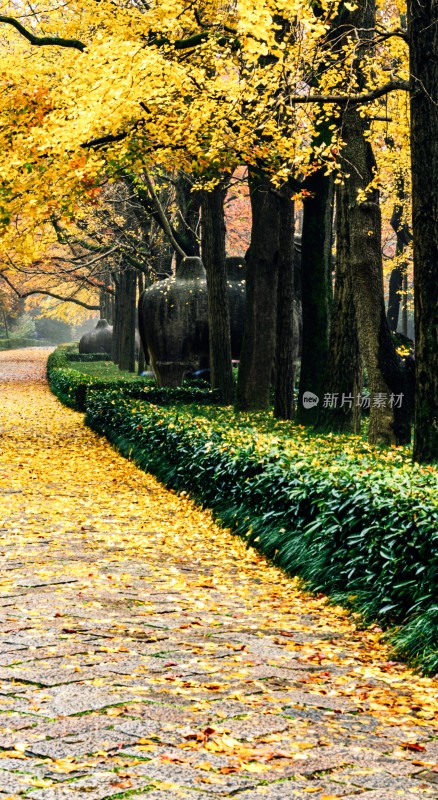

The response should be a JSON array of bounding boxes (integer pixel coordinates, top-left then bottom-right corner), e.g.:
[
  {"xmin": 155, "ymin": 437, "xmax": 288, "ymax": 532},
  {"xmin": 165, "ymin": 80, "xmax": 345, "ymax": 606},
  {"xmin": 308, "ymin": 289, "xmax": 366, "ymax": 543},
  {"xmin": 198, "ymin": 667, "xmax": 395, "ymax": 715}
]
[{"xmin": 0, "ymin": 348, "xmax": 437, "ymax": 800}]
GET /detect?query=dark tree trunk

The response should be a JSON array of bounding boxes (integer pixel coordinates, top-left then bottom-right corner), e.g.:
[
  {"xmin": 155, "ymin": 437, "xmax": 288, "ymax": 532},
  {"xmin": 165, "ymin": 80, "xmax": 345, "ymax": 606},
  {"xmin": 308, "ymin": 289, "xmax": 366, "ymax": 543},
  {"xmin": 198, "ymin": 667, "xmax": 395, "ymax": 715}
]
[
  {"xmin": 313, "ymin": 0, "xmax": 409, "ymax": 444},
  {"xmin": 111, "ymin": 274, "xmax": 121, "ymax": 364},
  {"xmin": 402, "ymin": 270, "xmax": 408, "ymax": 337},
  {"xmin": 99, "ymin": 289, "xmax": 106, "ymax": 319},
  {"xmin": 119, "ymin": 269, "xmax": 137, "ymax": 372},
  {"xmin": 129, "ymin": 270, "xmax": 137, "ymax": 373},
  {"xmin": 408, "ymin": 0, "xmax": 438, "ymax": 462},
  {"xmin": 387, "ymin": 174, "xmax": 411, "ymax": 333},
  {"xmin": 236, "ymin": 168, "xmax": 281, "ymax": 410},
  {"xmin": 201, "ymin": 183, "xmax": 234, "ymax": 404},
  {"xmin": 2, "ymin": 308, "xmax": 9, "ymax": 339},
  {"xmin": 339, "ymin": 105, "xmax": 409, "ymax": 445},
  {"xmin": 316, "ymin": 184, "xmax": 362, "ymax": 433},
  {"xmin": 118, "ymin": 270, "xmax": 129, "ymax": 371},
  {"xmin": 175, "ymin": 172, "xmax": 201, "ymax": 271},
  {"xmin": 105, "ymin": 292, "xmax": 114, "ymax": 325},
  {"xmin": 387, "ymin": 266, "xmax": 403, "ymax": 333},
  {"xmin": 137, "ymin": 272, "xmax": 146, "ymax": 375},
  {"xmin": 274, "ymin": 191, "xmax": 295, "ymax": 420},
  {"xmin": 297, "ymin": 169, "xmax": 334, "ymax": 423},
  {"xmin": 100, "ymin": 273, "xmax": 114, "ymax": 324}
]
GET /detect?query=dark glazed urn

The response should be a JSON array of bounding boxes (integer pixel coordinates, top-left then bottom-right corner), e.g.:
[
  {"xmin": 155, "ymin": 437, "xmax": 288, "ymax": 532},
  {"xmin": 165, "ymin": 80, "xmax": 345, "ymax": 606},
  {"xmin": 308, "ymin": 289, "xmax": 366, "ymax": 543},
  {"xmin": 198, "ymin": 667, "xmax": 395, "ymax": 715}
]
[
  {"xmin": 79, "ymin": 319, "xmax": 113, "ymax": 354},
  {"xmin": 138, "ymin": 258, "xmax": 208, "ymax": 387},
  {"xmin": 138, "ymin": 256, "xmax": 247, "ymax": 387}
]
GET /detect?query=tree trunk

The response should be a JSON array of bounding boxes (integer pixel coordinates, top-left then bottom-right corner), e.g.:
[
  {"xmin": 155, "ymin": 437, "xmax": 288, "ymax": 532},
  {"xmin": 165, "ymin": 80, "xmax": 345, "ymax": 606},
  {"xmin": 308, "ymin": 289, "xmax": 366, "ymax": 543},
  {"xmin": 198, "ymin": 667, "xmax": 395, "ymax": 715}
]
[
  {"xmin": 103, "ymin": 273, "xmax": 114, "ymax": 324},
  {"xmin": 137, "ymin": 272, "xmax": 146, "ymax": 375},
  {"xmin": 387, "ymin": 174, "xmax": 410, "ymax": 333},
  {"xmin": 274, "ymin": 191, "xmax": 295, "ymax": 420},
  {"xmin": 340, "ymin": 106, "xmax": 410, "ymax": 445},
  {"xmin": 408, "ymin": 0, "xmax": 438, "ymax": 462},
  {"xmin": 119, "ymin": 269, "xmax": 137, "ymax": 372},
  {"xmin": 296, "ymin": 169, "xmax": 334, "ymax": 423},
  {"xmin": 111, "ymin": 274, "xmax": 121, "ymax": 364},
  {"xmin": 236, "ymin": 168, "xmax": 281, "ymax": 410},
  {"xmin": 175, "ymin": 172, "xmax": 201, "ymax": 271},
  {"xmin": 387, "ymin": 266, "xmax": 403, "ymax": 333},
  {"xmin": 316, "ymin": 184, "xmax": 362, "ymax": 433},
  {"xmin": 402, "ymin": 270, "xmax": 408, "ymax": 337},
  {"xmin": 118, "ymin": 271, "xmax": 129, "ymax": 370},
  {"xmin": 2, "ymin": 308, "xmax": 9, "ymax": 339},
  {"xmin": 99, "ymin": 288, "xmax": 106, "ymax": 319},
  {"xmin": 201, "ymin": 184, "xmax": 234, "ymax": 404},
  {"xmin": 129, "ymin": 270, "xmax": 137, "ymax": 373}
]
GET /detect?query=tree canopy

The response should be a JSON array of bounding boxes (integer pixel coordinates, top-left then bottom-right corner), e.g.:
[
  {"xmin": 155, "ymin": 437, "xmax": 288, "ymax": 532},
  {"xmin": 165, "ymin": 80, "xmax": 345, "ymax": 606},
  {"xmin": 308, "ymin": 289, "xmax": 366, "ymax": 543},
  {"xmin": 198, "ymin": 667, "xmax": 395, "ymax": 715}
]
[{"xmin": 1, "ymin": 0, "xmax": 437, "ymax": 462}]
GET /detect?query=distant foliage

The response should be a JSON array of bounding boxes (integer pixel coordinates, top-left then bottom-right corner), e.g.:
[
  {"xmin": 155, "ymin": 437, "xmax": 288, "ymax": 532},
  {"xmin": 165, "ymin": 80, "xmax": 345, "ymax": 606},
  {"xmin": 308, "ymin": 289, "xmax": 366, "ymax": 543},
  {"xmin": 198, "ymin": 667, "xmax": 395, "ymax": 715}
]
[{"xmin": 34, "ymin": 316, "xmax": 72, "ymax": 343}]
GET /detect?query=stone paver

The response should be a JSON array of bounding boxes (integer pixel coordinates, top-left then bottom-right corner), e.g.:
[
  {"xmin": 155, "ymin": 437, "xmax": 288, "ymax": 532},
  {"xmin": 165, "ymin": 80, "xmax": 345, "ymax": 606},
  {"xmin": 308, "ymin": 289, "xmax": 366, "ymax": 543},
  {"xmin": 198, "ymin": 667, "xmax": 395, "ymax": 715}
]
[{"xmin": 0, "ymin": 348, "xmax": 437, "ymax": 799}]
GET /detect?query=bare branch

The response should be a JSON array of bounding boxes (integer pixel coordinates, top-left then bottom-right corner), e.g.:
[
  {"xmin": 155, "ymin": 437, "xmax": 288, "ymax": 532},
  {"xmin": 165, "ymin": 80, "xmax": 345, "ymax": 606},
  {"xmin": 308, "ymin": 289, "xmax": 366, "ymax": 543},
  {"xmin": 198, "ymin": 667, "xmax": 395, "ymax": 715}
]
[
  {"xmin": 66, "ymin": 245, "xmax": 119, "ymax": 269},
  {"xmin": 142, "ymin": 170, "xmax": 187, "ymax": 259},
  {"xmin": 374, "ymin": 27, "xmax": 409, "ymax": 44}
]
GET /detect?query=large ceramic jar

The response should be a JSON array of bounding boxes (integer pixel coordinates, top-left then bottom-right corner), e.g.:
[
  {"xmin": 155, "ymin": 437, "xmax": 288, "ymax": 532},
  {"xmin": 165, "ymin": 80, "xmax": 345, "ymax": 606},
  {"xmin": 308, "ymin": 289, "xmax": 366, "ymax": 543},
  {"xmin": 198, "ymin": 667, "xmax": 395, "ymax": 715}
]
[
  {"xmin": 139, "ymin": 256, "xmax": 248, "ymax": 386},
  {"xmin": 138, "ymin": 258, "xmax": 209, "ymax": 387},
  {"xmin": 79, "ymin": 319, "xmax": 113, "ymax": 354}
]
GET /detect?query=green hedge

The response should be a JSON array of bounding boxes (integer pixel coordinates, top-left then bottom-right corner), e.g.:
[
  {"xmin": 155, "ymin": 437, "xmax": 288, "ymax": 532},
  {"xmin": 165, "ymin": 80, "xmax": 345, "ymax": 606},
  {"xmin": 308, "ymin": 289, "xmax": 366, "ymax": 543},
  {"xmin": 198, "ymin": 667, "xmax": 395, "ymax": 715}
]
[
  {"xmin": 0, "ymin": 337, "xmax": 51, "ymax": 350},
  {"xmin": 47, "ymin": 348, "xmax": 438, "ymax": 675},
  {"xmin": 48, "ymin": 348, "xmax": 137, "ymax": 409},
  {"xmin": 47, "ymin": 347, "xmax": 220, "ymax": 412},
  {"xmin": 84, "ymin": 391, "xmax": 438, "ymax": 675},
  {"xmin": 66, "ymin": 352, "xmax": 111, "ymax": 362}
]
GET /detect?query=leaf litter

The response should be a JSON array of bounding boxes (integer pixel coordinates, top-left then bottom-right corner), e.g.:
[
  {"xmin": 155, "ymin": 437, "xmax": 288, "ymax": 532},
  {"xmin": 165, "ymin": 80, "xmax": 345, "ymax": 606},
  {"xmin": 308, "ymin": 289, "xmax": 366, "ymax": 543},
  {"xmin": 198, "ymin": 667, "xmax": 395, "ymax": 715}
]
[{"xmin": 0, "ymin": 348, "xmax": 436, "ymax": 800}]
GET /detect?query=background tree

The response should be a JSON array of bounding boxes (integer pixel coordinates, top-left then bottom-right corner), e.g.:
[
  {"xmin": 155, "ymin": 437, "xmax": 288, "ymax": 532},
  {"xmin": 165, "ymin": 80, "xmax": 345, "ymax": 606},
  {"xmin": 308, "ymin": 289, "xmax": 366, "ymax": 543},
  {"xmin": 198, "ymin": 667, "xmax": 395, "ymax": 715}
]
[
  {"xmin": 408, "ymin": 0, "xmax": 438, "ymax": 463},
  {"xmin": 1, "ymin": 0, "xmax": 436, "ymax": 460},
  {"xmin": 201, "ymin": 180, "xmax": 234, "ymax": 404}
]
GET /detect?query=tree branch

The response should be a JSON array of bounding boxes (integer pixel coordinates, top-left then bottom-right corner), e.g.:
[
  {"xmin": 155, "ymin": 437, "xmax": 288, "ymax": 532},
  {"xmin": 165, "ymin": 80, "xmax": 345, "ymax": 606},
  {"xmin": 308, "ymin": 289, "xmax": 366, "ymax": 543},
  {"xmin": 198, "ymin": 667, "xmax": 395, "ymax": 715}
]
[
  {"xmin": 289, "ymin": 80, "xmax": 409, "ymax": 105},
  {"xmin": 80, "ymin": 130, "xmax": 129, "ymax": 149},
  {"xmin": 374, "ymin": 27, "xmax": 409, "ymax": 44},
  {"xmin": 148, "ymin": 31, "xmax": 208, "ymax": 49},
  {"xmin": 0, "ymin": 272, "xmax": 99, "ymax": 310},
  {"xmin": 0, "ymin": 15, "xmax": 85, "ymax": 51},
  {"xmin": 142, "ymin": 170, "xmax": 187, "ymax": 259}
]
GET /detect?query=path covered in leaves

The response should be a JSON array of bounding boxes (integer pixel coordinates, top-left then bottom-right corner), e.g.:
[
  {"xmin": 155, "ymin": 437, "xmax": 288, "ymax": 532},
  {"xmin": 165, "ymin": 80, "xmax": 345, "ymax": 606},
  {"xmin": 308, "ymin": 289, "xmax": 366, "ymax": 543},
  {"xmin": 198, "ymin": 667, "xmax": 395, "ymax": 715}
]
[{"xmin": 0, "ymin": 349, "xmax": 437, "ymax": 800}]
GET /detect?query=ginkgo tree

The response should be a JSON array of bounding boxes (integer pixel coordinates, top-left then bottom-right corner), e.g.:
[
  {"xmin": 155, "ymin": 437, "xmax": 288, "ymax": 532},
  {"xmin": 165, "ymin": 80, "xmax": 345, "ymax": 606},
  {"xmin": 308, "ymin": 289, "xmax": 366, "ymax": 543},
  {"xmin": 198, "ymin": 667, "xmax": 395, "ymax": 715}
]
[{"xmin": 0, "ymin": 0, "xmax": 436, "ymax": 460}]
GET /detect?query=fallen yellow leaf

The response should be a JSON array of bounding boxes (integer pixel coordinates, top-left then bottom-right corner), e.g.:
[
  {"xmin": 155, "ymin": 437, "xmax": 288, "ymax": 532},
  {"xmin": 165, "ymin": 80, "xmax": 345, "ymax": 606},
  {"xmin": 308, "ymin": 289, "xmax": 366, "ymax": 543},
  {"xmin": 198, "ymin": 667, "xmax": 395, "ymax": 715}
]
[{"xmin": 241, "ymin": 762, "xmax": 270, "ymax": 773}]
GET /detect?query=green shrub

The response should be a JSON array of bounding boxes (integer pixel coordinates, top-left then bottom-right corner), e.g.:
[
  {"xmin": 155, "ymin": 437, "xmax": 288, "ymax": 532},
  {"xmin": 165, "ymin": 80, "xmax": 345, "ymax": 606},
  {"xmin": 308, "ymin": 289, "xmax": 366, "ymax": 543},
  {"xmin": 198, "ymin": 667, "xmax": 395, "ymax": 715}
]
[
  {"xmin": 0, "ymin": 337, "xmax": 51, "ymax": 350},
  {"xmin": 47, "ymin": 345, "xmax": 220, "ymax": 411},
  {"xmin": 66, "ymin": 352, "xmax": 110, "ymax": 362},
  {"xmin": 48, "ymin": 366, "xmax": 94, "ymax": 410},
  {"xmin": 84, "ymin": 391, "xmax": 438, "ymax": 675},
  {"xmin": 47, "ymin": 345, "xmax": 72, "ymax": 374},
  {"xmin": 47, "ymin": 346, "xmax": 438, "ymax": 675}
]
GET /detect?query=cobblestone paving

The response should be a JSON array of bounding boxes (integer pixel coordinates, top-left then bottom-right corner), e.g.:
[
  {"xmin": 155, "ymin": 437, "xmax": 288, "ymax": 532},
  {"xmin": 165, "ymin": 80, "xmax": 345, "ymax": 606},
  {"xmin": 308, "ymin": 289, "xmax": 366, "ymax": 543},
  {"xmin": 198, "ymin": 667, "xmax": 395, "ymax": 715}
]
[{"xmin": 0, "ymin": 348, "xmax": 437, "ymax": 800}]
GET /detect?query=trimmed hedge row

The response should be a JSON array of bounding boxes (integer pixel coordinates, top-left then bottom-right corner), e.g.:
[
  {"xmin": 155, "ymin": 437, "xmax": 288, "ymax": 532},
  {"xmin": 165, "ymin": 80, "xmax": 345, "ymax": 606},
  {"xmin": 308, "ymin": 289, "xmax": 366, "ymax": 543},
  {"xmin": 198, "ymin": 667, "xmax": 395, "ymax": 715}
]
[
  {"xmin": 85, "ymin": 390, "xmax": 438, "ymax": 675},
  {"xmin": 0, "ymin": 337, "xmax": 51, "ymax": 350},
  {"xmin": 47, "ymin": 348, "xmax": 438, "ymax": 674},
  {"xmin": 66, "ymin": 352, "xmax": 111, "ymax": 362},
  {"xmin": 47, "ymin": 348, "xmax": 220, "ymax": 412}
]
